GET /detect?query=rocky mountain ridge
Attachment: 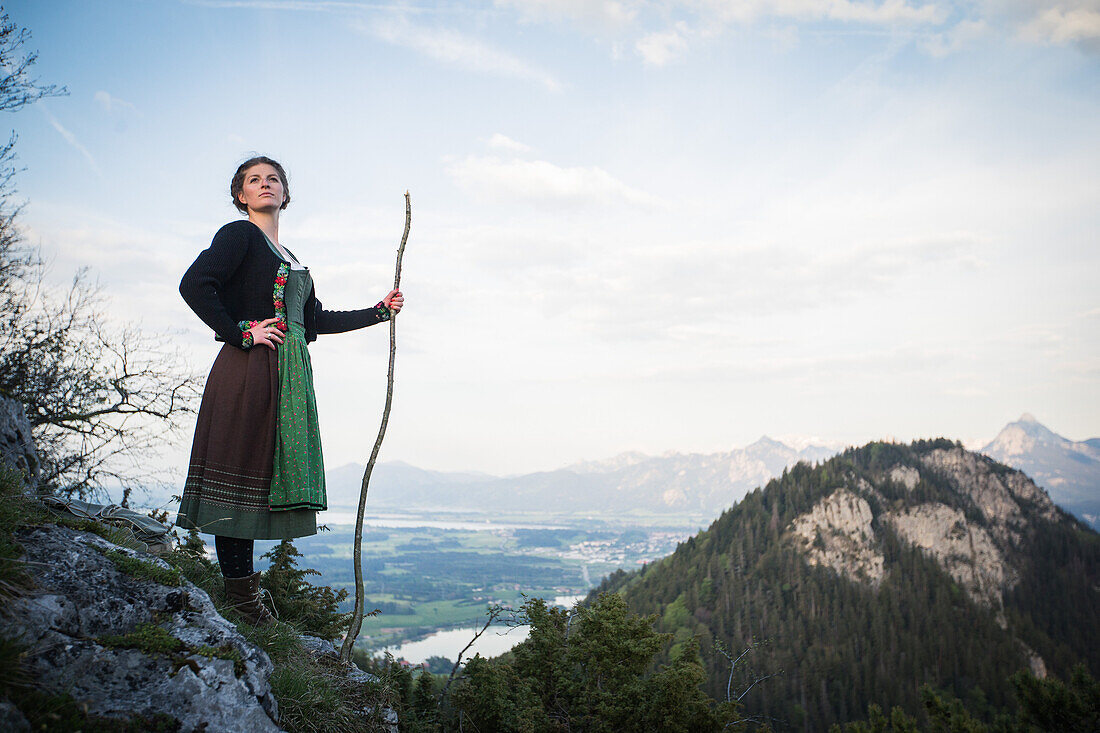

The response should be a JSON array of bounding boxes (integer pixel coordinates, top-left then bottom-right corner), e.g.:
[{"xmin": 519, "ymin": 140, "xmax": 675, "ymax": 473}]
[
  {"xmin": 785, "ymin": 445, "xmax": 1065, "ymax": 679},
  {"xmin": 594, "ymin": 440, "xmax": 1099, "ymax": 729}
]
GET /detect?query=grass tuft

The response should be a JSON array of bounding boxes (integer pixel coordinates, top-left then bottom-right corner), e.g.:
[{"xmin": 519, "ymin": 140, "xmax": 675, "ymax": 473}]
[{"xmin": 238, "ymin": 622, "xmax": 399, "ymax": 732}]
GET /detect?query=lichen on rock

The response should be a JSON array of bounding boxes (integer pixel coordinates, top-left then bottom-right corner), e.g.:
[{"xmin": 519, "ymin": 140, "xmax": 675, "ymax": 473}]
[{"xmin": 1, "ymin": 524, "xmax": 280, "ymax": 732}]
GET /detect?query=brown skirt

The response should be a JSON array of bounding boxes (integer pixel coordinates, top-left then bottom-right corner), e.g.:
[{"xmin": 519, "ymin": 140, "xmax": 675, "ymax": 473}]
[{"xmin": 176, "ymin": 343, "xmax": 317, "ymax": 540}]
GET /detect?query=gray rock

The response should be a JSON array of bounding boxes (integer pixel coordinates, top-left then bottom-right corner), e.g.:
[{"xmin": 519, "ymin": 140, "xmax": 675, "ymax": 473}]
[
  {"xmin": 298, "ymin": 633, "xmax": 339, "ymax": 659},
  {"xmin": 0, "ymin": 700, "xmax": 30, "ymax": 732},
  {"xmin": 0, "ymin": 396, "xmax": 37, "ymax": 490},
  {"xmin": 2, "ymin": 524, "xmax": 280, "ymax": 732}
]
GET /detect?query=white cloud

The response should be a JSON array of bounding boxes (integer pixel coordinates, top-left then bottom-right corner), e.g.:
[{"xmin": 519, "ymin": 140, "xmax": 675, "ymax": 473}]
[
  {"xmin": 186, "ymin": 0, "xmax": 433, "ymax": 11},
  {"xmin": 687, "ymin": 0, "xmax": 945, "ymax": 26},
  {"xmin": 41, "ymin": 106, "xmax": 102, "ymax": 177},
  {"xmin": 499, "ymin": 1, "xmax": 948, "ymax": 69},
  {"xmin": 636, "ymin": 22, "xmax": 690, "ymax": 66},
  {"xmin": 486, "ymin": 133, "xmax": 533, "ymax": 153},
  {"xmin": 94, "ymin": 90, "xmax": 137, "ymax": 113},
  {"xmin": 365, "ymin": 16, "xmax": 562, "ymax": 91},
  {"xmin": 920, "ymin": 19, "xmax": 987, "ymax": 56},
  {"xmin": 502, "ymin": 0, "xmax": 944, "ymax": 28},
  {"xmin": 494, "ymin": 0, "xmax": 640, "ymax": 28},
  {"xmin": 445, "ymin": 154, "xmax": 664, "ymax": 208},
  {"xmin": 1019, "ymin": 2, "xmax": 1100, "ymax": 49}
]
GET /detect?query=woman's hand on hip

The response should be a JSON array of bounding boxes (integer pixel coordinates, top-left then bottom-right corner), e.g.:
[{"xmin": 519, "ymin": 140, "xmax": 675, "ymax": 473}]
[
  {"xmin": 249, "ymin": 317, "xmax": 285, "ymax": 350},
  {"xmin": 384, "ymin": 289, "xmax": 404, "ymax": 315}
]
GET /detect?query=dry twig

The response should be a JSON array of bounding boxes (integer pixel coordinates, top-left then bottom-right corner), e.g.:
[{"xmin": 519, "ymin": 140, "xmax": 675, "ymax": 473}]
[{"xmin": 339, "ymin": 192, "xmax": 411, "ymax": 665}]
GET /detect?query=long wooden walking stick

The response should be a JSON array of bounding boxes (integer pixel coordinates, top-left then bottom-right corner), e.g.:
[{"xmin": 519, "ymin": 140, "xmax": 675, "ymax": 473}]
[{"xmin": 340, "ymin": 192, "xmax": 411, "ymax": 665}]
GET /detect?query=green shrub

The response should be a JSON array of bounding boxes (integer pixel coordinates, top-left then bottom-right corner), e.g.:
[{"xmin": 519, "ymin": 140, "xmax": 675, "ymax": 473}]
[{"xmin": 260, "ymin": 539, "xmax": 350, "ymax": 639}]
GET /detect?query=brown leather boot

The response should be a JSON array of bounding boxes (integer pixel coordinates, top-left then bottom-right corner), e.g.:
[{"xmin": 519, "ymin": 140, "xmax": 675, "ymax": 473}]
[{"xmin": 223, "ymin": 571, "xmax": 276, "ymax": 626}]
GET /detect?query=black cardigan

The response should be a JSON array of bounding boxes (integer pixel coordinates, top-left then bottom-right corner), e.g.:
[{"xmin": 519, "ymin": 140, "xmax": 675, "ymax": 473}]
[{"xmin": 180, "ymin": 219, "xmax": 388, "ymax": 348}]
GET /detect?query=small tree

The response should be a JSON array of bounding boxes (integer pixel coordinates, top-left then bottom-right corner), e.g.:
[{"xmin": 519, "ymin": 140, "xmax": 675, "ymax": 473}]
[
  {"xmin": 411, "ymin": 670, "xmax": 441, "ymax": 732},
  {"xmin": 1011, "ymin": 664, "xmax": 1099, "ymax": 733},
  {"xmin": 448, "ymin": 593, "xmax": 736, "ymax": 732},
  {"xmin": 260, "ymin": 539, "xmax": 350, "ymax": 639}
]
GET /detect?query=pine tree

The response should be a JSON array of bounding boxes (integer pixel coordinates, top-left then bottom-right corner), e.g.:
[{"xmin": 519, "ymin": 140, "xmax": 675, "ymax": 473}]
[{"xmin": 260, "ymin": 539, "xmax": 350, "ymax": 639}]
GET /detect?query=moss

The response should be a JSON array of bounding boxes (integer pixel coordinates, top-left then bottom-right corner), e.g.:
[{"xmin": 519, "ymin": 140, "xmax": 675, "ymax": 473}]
[
  {"xmin": 98, "ymin": 622, "xmax": 185, "ymax": 656},
  {"xmin": 97, "ymin": 622, "xmax": 254, "ymax": 680},
  {"xmin": 5, "ymin": 631, "xmax": 181, "ymax": 731},
  {"xmin": 194, "ymin": 643, "xmax": 246, "ymax": 677},
  {"xmin": 55, "ymin": 514, "xmax": 149, "ymax": 552},
  {"xmin": 102, "ymin": 548, "xmax": 183, "ymax": 587}
]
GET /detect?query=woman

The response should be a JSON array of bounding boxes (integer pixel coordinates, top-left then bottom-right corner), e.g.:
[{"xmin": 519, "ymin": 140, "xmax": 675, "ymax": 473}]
[{"xmin": 176, "ymin": 155, "xmax": 403, "ymax": 625}]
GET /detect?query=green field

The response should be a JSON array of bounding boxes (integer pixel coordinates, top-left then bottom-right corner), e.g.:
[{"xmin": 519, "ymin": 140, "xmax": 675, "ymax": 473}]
[{"xmin": 249, "ymin": 514, "xmax": 693, "ymax": 649}]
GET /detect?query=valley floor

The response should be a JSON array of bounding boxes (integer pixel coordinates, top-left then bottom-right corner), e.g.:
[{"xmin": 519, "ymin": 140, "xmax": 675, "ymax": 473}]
[{"xmin": 246, "ymin": 509, "xmax": 699, "ymax": 654}]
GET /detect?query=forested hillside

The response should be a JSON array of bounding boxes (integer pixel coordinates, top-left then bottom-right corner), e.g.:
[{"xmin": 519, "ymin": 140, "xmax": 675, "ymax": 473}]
[{"xmin": 593, "ymin": 440, "xmax": 1100, "ymax": 730}]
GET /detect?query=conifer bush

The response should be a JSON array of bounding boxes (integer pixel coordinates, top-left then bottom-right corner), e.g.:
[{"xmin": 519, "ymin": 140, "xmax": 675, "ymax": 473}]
[{"xmin": 260, "ymin": 539, "xmax": 350, "ymax": 639}]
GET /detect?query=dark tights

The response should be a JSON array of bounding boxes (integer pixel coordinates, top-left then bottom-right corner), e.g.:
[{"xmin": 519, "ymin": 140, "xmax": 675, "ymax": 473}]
[{"xmin": 215, "ymin": 536, "xmax": 255, "ymax": 578}]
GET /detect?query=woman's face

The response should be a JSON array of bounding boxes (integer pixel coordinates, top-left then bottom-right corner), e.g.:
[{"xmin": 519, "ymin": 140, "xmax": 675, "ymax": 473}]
[{"xmin": 237, "ymin": 163, "xmax": 286, "ymax": 213}]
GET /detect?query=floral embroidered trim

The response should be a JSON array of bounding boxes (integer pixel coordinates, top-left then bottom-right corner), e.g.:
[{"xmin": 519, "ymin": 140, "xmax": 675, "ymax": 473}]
[
  {"xmin": 237, "ymin": 320, "xmax": 255, "ymax": 350},
  {"xmin": 376, "ymin": 300, "xmax": 391, "ymax": 321},
  {"xmin": 273, "ymin": 264, "xmax": 290, "ymax": 332}
]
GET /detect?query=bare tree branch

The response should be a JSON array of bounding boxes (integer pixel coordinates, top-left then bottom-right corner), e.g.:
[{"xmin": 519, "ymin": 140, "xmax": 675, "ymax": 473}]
[
  {"xmin": 715, "ymin": 638, "xmax": 784, "ymax": 729},
  {"xmin": 1, "ymin": 262, "xmax": 202, "ymax": 499},
  {"xmin": 439, "ymin": 604, "xmax": 506, "ymax": 703}
]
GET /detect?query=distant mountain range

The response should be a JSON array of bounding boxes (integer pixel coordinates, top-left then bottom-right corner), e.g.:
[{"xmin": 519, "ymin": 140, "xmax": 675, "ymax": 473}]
[
  {"xmin": 981, "ymin": 414, "xmax": 1100, "ymax": 530},
  {"xmin": 325, "ymin": 437, "xmax": 842, "ymax": 521},
  {"xmin": 325, "ymin": 416, "xmax": 1100, "ymax": 529}
]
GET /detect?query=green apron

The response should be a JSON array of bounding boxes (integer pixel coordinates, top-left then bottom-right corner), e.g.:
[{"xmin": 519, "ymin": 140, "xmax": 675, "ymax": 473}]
[{"xmin": 267, "ymin": 237, "xmax": 327, "ymax": 513}]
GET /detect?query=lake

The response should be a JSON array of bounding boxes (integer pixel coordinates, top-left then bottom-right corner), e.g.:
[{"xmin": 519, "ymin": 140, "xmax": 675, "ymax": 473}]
[{"xmin": 375, "ymin": 594, "xmax": 585, "ymax": 664}]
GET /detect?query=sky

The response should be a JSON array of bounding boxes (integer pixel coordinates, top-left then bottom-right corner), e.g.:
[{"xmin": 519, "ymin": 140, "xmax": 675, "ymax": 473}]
[{"xmin": 6, "ymin": 0, "xmax": 1100, "ymax": 480}]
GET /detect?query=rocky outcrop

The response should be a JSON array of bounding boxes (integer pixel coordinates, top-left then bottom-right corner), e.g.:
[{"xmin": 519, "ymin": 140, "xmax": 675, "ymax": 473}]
[
  {"xmin": 787, "ymin": 450, "xmax": 1066, "ymax": 614},
  {"xmin": 790, "ymin": 488, "xmax": 884, "ymax": 585},
  {"xmin": 0, "ymin": 396, "xmax": 37, "ymax": 490},
  {"xmin": 888, "ymin": 465, "xmax": 920, "ymax": 491},
  {"xmin": 1, "ymin": 524, "xmax": 280, "ymax": 732},
  {"xmin": 884, "ymin": 503, "xmax": 1014, "ymax": 610},
  {"xmin": 921, "ymin": 447, "xmax": 1059, "ymax": 544},
  {"xmin": 783, "ymin": 443, "xmax": 1076, "ymax": 683}
]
